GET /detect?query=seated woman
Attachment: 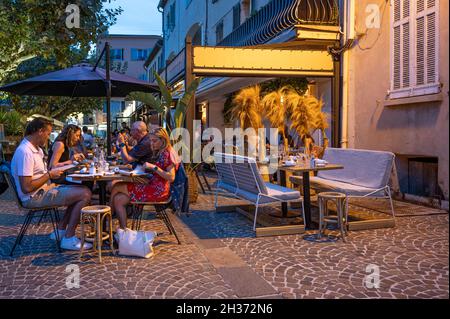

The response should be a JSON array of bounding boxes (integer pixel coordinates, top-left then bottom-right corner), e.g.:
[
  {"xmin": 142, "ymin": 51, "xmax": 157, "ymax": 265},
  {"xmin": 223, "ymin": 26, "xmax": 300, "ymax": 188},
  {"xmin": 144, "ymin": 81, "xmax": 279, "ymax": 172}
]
[
  {"xmin": 48, "ymin": 124, "xmax": 85, "ymax": 184},
  {"xmin": 110, "ymin": 126, "xmax": 179, "ymax": 230}
]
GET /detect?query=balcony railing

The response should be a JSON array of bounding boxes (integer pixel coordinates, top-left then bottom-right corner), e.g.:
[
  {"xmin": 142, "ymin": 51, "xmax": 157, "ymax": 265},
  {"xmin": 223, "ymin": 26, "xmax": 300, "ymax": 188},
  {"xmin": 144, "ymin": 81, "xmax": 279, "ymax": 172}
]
[{"xmin": 219, "ymin": 0, "xmax": 340, "ymax": 47}]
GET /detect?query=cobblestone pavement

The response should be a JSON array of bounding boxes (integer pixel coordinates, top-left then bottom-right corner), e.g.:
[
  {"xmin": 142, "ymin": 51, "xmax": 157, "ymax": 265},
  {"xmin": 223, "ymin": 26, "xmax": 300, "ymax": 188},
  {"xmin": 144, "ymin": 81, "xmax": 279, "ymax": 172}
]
[{"xmin": 0, "ymin": 186, "xmax": 448, "ymax": 299}]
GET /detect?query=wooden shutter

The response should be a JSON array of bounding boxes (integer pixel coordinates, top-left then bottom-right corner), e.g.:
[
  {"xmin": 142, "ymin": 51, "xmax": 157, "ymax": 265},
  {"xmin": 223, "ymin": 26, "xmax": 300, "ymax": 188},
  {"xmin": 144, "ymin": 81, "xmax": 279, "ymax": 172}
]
[
  {"xmin": 392, "ymin": 0, "xmax": 439, "ymax": 96},
  {"xmin": 426, "ymin": 11, "xmax": 437, "ymax": 84},
  {"xmin": 392, "ymin": 0, "xmax": 410, "ymax": 90},
  {"xmin": 416, "ymin": 0, "xmax": 438, "ymax": 86}
]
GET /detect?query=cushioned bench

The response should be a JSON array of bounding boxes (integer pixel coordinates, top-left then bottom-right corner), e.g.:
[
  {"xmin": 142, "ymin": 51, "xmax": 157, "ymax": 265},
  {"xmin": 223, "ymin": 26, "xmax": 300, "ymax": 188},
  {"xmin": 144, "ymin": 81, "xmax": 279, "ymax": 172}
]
[
  {"xmin": 290, "ymin": 148, "xmax": 396, "ymax": 218},
  {"xmin": 214, "ymin": 153, "xmax": 305, "ymax": 230}
]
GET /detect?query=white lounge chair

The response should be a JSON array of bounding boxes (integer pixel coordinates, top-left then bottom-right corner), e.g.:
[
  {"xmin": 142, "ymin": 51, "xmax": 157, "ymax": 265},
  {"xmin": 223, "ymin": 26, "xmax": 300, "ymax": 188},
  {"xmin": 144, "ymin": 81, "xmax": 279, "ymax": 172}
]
[
  {"xmin": 214, "ymin": 152, "xmax": 305, "ymax": 231},
  {"xmin": 290, "ymin": 148, "xmax": 396, "ymax": 221}
]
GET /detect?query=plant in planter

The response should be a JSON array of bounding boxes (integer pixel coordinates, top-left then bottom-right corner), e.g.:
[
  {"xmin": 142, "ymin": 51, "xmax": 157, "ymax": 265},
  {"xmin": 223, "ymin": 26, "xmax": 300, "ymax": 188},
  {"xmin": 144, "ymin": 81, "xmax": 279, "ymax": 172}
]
[
  {"xmin": 261, "ymin": 86, "xmax": 291, "ymax": 154},
  {"xmin": 284, "ymin": 91, "xmax": 328, "ymax": 157},
  {"xmin": 230, "ymin": 85, "xmax": 263, "ymax": 130},
  {"xmin": 228, "ymin": 85, "xmax": 265, "ymax": 157}
]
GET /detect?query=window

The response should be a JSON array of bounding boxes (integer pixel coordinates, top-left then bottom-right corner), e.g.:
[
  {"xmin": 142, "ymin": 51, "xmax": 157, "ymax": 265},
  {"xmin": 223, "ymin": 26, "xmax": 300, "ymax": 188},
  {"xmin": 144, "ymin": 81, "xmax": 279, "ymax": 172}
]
[
  {"xmin": 390, "ymin": 0, "xmax": 440, "ymax": 99},
  {"xmin": 131, "ymin": 49, "xmax": 149, "ymax": 61},
  {"xmin": 166, "ymin": 2, "xmax": 176, "ymax": 32},
  {"xmin": 216, "ymin": 21, "xmax": 224, "ymax": 44},
  {"xmin": 110, "ymin": 48, "xmax": 124, "ymax": 61},
  {"xmin": 233, "ymin": 4, "xmax": 241, "ymax": 30}
]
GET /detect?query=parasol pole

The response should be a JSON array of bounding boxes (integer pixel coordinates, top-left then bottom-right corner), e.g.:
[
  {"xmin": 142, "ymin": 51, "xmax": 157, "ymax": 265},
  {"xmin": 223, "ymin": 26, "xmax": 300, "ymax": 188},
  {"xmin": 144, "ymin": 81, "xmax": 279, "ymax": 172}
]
[{"xmin": 105, "ymin": 42, "xmax": 112, "ymax": 156}]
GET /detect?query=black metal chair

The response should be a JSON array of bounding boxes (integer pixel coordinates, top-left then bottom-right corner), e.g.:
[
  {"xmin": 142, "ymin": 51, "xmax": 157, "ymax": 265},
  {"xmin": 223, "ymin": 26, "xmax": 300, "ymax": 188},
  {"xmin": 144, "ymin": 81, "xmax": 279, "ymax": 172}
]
[
  {"xmin": 0, "ymin": 167, "xmax": 62, "ymax": 256},
  {"xmin": 129, "ymin": 197, "xmax": 181, "ymax": 245}
]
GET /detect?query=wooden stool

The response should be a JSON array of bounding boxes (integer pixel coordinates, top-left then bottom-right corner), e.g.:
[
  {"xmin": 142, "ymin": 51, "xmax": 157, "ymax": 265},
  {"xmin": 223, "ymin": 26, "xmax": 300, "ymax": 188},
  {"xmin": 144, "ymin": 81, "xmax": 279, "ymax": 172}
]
[
  {"xmin": 318, "ymin": 192, "xmax": 348, "ymax": 242},
  {"xmin": 80, "ymin": 205, "xmax": 115, "ymax": 262}
]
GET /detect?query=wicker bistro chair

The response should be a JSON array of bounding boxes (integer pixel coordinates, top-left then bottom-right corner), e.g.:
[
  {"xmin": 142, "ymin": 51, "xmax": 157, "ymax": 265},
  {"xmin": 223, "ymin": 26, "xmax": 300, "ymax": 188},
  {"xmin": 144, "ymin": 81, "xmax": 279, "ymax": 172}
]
[
  {"xmin": 0, "ymin": 167, "xmax": 62, "ymax": 256},
  {"xmin": 129, "ymin": 197, "xmax": 181, "ymax": 245}
]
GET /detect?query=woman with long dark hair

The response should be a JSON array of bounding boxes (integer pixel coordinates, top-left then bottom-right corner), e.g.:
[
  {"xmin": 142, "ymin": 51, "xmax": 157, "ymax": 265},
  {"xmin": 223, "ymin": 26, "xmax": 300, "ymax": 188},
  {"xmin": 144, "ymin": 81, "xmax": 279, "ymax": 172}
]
[{"xmin": 48, "ymin": 124, "xmax": 85, "ymax": 169}]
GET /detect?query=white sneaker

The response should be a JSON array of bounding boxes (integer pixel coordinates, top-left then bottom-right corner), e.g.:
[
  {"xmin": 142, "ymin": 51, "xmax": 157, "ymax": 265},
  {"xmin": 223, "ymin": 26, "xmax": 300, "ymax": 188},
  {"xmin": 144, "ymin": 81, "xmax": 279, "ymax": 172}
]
[
  {"xmin": 49, "ymin": 229, "xmax": 66, "ymax": 240},
  {"xmin": 60, "ymin": 236, "xmax": 93, "ymax": 251}
]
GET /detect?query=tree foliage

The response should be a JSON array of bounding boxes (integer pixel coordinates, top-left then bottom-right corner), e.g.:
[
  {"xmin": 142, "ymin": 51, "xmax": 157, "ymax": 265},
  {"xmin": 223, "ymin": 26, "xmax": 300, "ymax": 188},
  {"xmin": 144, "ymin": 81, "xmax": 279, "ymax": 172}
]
[
  {"xmin": 0, "ymin": 0, "xmax": 122, "ymax": 83},
  {"xmin": 0, "ymin": 0, "xmax": 122, "ymax": 120}
]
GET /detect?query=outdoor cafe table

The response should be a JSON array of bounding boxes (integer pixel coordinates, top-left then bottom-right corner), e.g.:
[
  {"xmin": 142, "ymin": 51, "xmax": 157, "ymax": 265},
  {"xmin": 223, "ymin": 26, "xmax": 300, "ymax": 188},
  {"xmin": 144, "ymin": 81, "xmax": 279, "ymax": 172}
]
[
  {"xmin": 277, "ymin": 163, "xmax": 344, "ymax": 229},
  {"xmin": 66, "ymin": 173, "xmax": 138, "ymax": 205}
]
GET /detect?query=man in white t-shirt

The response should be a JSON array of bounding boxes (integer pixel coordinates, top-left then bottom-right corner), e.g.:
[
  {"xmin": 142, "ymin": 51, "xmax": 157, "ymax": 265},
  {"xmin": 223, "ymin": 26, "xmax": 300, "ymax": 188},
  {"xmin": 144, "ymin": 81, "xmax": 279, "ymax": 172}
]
[{"xmin": 11, "ymin": 118, "xmax": 92, "ymax": 251}]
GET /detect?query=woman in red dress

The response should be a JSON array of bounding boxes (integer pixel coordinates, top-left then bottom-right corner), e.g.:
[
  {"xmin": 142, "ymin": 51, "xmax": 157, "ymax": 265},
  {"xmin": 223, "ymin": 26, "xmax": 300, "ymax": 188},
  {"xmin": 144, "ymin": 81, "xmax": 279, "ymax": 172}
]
[{"xmin": 110, "ymin": 127, "xmax": 179, "ymax": 230}]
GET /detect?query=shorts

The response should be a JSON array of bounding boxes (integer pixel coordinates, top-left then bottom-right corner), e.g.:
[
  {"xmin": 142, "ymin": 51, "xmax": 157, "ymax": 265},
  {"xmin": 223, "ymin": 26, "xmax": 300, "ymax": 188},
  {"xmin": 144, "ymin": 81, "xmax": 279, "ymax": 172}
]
[{"xmin": 22, "ymin": 185, "xmax": 88, "ymax": 209}]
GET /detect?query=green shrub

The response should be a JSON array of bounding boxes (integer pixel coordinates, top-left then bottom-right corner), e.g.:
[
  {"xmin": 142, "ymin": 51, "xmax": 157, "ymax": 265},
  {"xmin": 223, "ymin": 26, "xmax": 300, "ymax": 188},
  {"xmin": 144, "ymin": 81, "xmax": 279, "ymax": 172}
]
[{"xmin": 0, "ymin": 110, "xmax": 26, "ymax": 136}]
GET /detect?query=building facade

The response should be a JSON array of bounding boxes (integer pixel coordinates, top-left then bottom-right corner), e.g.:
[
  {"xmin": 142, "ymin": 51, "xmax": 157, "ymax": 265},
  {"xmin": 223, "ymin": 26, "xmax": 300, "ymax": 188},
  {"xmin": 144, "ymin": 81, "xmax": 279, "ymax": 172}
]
[
  {"xmin": 151, "ymin": 0, "xmax": 449, "ymax": 206},
  {"xmin": 96, "ymin": 34, "xmax": 162, "ymax": 131},
  {"xmin": 346, "ymin": 0, "xmax": 449, "ymax": 206}
]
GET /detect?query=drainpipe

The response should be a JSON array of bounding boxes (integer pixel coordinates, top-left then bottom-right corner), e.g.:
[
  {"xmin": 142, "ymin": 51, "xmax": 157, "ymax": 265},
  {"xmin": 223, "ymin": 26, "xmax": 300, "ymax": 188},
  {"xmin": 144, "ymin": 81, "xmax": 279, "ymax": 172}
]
[
  {"xmin": 158, "ymin": 3, "xmax": 165, "ymax": 79},
  {"xmin": 341, "ymin": 0, "xmax": 355, "ymax": 149}
]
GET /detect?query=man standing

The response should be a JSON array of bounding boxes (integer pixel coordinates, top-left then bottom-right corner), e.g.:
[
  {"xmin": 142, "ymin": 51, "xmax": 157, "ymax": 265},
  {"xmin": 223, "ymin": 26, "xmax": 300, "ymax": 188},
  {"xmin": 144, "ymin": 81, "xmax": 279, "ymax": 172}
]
[
  {"xmin": 11, "ymin": 118, "xmax": 92, "ymax": 251},
  {"xmin": 116, "ymin": 121, "xmax": 153, "ymax": 166},
  {"xmin": 82, "ymin": 126, "xmax": 94, "ymax": 149}
]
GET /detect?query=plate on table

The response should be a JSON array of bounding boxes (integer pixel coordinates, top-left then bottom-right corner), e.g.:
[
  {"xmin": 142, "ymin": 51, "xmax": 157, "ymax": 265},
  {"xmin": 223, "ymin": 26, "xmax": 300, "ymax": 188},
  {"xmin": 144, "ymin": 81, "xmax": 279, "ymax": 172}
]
[{"xmin": 282, "ymin": 161, "xmax": 296, "ymax": 167}]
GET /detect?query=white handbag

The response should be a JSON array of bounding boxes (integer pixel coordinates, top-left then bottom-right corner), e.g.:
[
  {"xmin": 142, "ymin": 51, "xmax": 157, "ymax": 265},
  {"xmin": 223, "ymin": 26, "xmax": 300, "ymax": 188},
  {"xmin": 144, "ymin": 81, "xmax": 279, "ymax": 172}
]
[{"xmin": 116, "ymin": 228, "xmax": 157, "ymax": 258}]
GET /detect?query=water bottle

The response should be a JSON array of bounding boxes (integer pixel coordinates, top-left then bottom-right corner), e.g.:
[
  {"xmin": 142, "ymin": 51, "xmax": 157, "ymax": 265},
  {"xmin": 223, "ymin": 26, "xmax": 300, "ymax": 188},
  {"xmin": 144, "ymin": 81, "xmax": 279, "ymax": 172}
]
[
  {"xmin": 310, "ymin": 154, "xmax": 315, "ymax": 168},
  {"xmin": 98, "ymin": 149, "xmax": 106, "ymax": 174},
  {"xmin": 89, "ymin": 162, "xmax": 96, "ymax": 175}
]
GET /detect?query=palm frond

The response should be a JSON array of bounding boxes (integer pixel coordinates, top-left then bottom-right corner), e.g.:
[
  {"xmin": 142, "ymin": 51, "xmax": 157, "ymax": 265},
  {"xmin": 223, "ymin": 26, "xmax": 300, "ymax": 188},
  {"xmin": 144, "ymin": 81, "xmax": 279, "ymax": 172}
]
[{"xmin": 231, "ymin": 85, "xmax": 263, "ymax": 130}]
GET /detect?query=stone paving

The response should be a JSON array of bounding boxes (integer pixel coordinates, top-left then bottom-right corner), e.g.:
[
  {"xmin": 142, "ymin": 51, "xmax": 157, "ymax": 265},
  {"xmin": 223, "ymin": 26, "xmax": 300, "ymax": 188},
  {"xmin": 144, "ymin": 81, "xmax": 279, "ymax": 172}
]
[{"xmin": 0, "ymin": 186, "xmax": 448, "ymax": 299}]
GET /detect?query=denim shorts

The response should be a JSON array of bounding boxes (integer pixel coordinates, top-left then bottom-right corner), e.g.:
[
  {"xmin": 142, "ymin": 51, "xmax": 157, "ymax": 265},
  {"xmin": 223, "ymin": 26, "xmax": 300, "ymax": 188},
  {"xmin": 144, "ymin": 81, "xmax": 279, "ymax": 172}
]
[{"xmin": 22, "ymin": 185, "xmax": 86, "ymax": 209}]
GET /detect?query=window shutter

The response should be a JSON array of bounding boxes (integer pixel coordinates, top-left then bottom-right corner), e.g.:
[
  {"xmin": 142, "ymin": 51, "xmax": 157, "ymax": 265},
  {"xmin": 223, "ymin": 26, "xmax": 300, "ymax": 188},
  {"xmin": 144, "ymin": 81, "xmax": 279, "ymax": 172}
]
[
  {"xmin": 392, "ymin": 0, "xmax": 411, "ymax": 89},
  {"xmin": 416, "ymin": 16, "xmax": 425, "ymax": 85},
  {"xmin": 416, "ymin": 0, "xmax": 438, "ymax": 86},
  {"xmin": 402, "ymin": 23, "xmax": 410, "ymax": 87},
  {"xmin": 394, "ymin": 0, "xmax": 401, "ymax": 22},
  {"xmin": 426, "ymin": 11, "xmax": 437, "ymax": 84},
  {"xmin": 393, "ymin": 26, "xmax": 401, "ymax": 90},
  {"xmin": 391, "ymin": 0, "xmax": 439, "ymax": 97},
  {"xmin": 417, "ymin": 0, "xmax": 425, "ymax": 13}
]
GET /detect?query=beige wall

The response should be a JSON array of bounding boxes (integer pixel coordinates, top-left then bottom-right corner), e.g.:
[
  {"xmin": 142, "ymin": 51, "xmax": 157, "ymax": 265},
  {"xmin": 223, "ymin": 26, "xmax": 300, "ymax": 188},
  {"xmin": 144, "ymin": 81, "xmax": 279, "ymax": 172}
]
[
  {"xmin": 347, "ymin": 1, "xmax": 449, "ymax": 200},
  {"xmin": 97, "ymin": 35, "xmax": 161, "ymax": 80}
]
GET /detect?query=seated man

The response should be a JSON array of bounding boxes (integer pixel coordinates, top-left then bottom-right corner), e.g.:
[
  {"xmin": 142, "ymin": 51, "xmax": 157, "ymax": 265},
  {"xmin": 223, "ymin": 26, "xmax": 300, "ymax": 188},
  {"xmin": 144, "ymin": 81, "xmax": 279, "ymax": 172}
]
[
  {"xmin": 116, "ymin": 121, "xmax": 153, "ymax": 166},
  {"xmin": 11, "ymin": 118, "xmax": 92, "ymax": 251}
]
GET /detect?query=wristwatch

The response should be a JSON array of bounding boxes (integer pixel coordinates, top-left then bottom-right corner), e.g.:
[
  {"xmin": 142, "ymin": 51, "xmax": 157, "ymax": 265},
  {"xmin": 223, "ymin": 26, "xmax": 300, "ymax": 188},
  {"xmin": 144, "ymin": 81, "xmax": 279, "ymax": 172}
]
[
  {"xmin": 119, "ymin": 142, "xmax": 126, "ymax": 149},
  {"xmin": 152, "ymin": 166, "xmax": 159, "ymax": 172}
]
